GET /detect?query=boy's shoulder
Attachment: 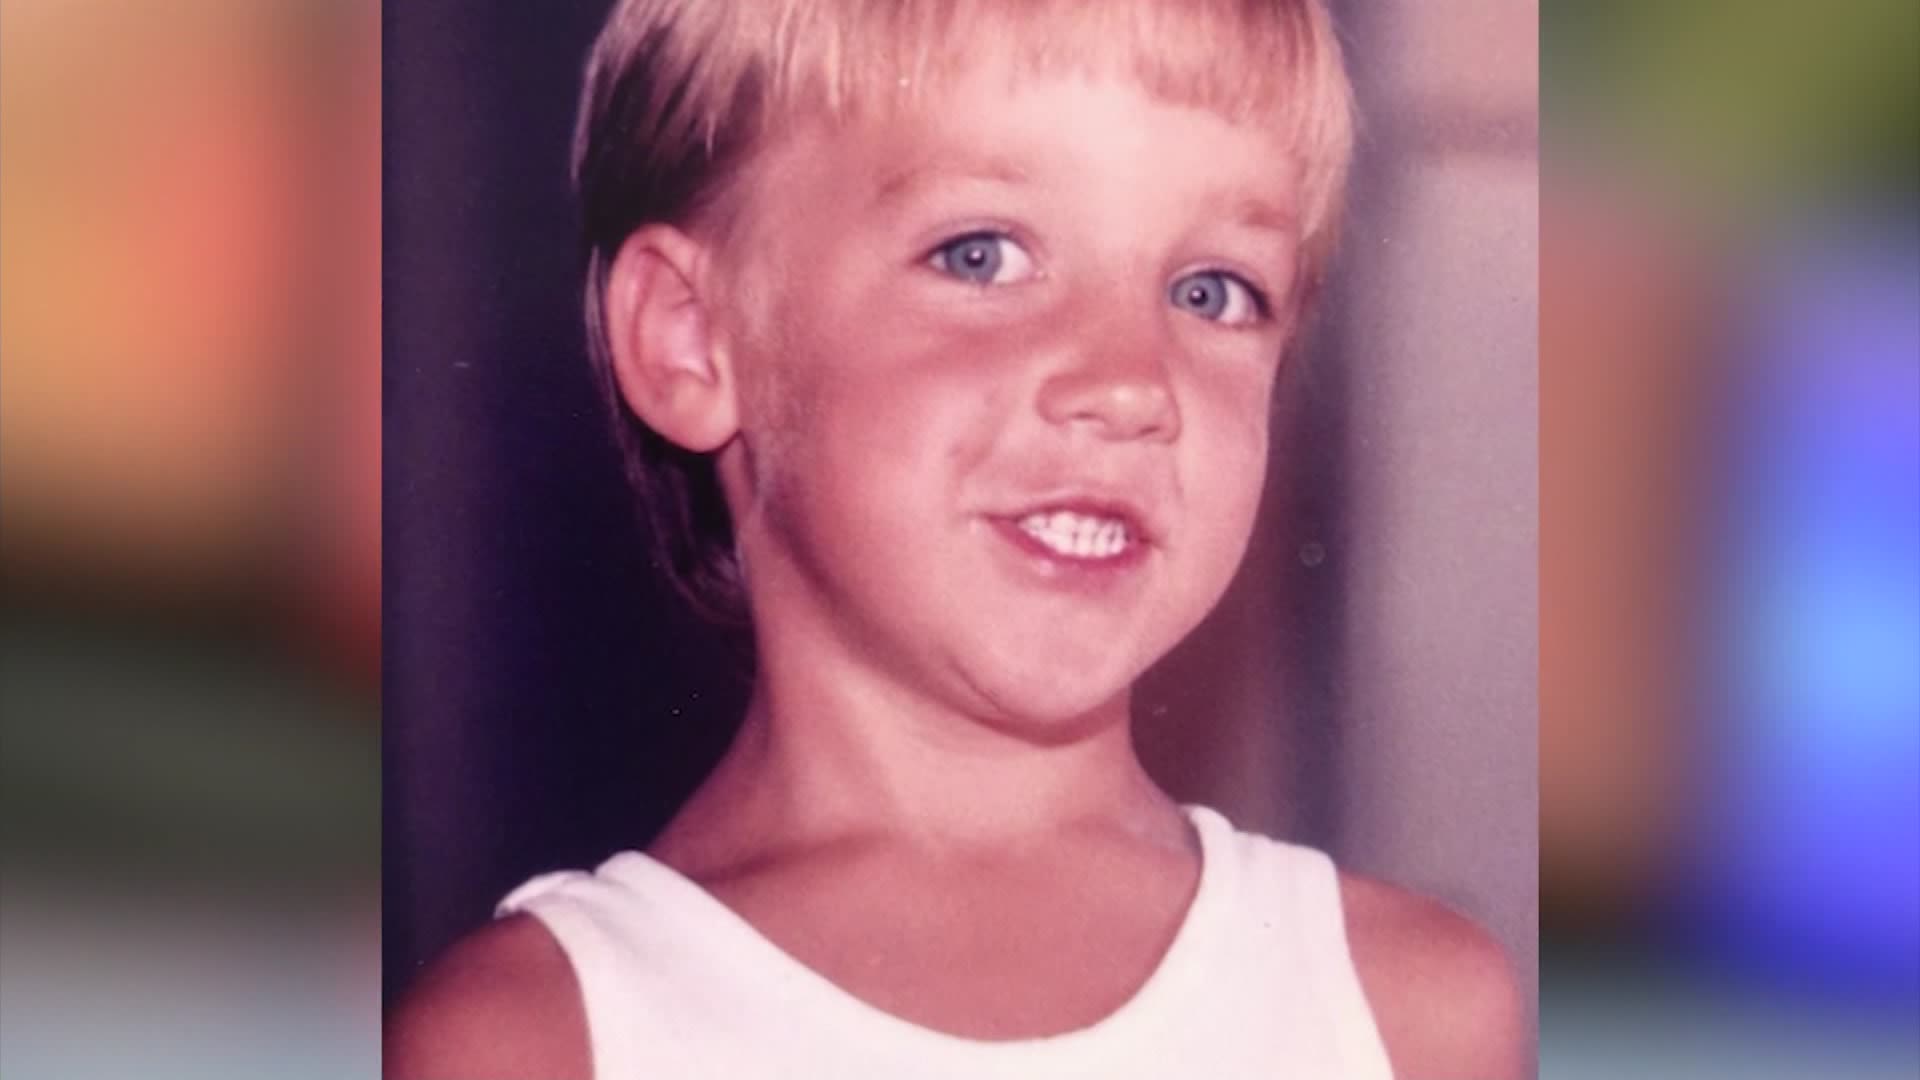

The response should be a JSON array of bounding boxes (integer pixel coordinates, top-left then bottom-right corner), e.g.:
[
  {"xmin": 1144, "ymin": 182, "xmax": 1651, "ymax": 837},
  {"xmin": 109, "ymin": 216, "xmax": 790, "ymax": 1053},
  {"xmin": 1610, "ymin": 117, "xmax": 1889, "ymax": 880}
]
[
  {"xmin": 1336, "ymin": 869, "xmax": 1530, "ymax": 1080},
  {"xmin": 384, "ymin": 914, "xmax": 590, "ymax": 1080}
]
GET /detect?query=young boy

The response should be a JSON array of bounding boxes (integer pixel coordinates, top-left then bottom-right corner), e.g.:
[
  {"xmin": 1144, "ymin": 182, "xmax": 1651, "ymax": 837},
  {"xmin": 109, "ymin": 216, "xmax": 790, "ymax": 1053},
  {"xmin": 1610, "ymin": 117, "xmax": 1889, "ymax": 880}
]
[{"xmin": 389, "ymin": 1, "xmax": 1526, "ymax": 1076}]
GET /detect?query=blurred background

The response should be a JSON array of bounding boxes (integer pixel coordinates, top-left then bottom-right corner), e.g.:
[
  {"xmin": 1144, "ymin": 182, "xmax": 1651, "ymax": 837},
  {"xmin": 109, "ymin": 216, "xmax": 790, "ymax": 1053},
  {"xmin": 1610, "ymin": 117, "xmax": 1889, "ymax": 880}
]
[
  {"xmin": 1, "ymin": 0, "xmax": 379, "ymax": 1076},
  {"xmin": 380, "ymin": 0, "xmax": 1539, "ymax": 1062},
  {"xmin": 1540, "ymin": 0, "xmax": 1919, "ymax": 1076},
  {"xmin": 4, "ymin": 0, "xmax": 1916, "ymax": 1076}
]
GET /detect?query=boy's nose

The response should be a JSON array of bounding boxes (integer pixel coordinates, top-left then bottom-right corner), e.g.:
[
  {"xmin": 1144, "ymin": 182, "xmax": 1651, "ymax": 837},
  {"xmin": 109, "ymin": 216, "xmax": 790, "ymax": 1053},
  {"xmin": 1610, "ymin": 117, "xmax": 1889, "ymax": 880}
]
[{"xmin": 1035, "ymin": 337, "xmax": 1182, "ymax": 443}]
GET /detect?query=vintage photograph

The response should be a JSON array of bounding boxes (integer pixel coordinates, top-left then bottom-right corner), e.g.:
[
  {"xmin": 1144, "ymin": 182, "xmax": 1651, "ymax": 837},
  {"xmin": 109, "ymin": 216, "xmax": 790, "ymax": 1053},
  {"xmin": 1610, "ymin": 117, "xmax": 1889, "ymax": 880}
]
[{"xmin": 384, "ymin": 1, "xmax": 1539, "ymax": 1075}]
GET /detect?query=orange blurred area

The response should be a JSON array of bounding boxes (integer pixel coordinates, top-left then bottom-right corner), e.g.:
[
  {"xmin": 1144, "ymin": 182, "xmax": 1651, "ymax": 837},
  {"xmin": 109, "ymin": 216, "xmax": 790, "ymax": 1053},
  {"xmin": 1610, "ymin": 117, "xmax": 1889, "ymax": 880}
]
[
  {"xmin": 1539, "ymin": 179, "xmax": 1714, "ymax": 926},
  {"xmin": 1, "ymin": 0, "xmax": 379, "ymax": 649}
]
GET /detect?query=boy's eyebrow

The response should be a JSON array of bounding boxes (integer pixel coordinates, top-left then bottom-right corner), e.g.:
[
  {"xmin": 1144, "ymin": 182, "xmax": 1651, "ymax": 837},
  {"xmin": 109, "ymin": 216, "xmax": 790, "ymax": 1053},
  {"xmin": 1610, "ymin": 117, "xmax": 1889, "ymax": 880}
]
[
  {"xmin": 869, "ymin": 154, "xmax": 1031, "ymax": 208},
  {"xmin": 1228, "ymin": 195, "xmax": 1301, "ymax": 236},
  {"xmin": 868, "ymin": 153, "xmax": 1302, "ymax": 239}
]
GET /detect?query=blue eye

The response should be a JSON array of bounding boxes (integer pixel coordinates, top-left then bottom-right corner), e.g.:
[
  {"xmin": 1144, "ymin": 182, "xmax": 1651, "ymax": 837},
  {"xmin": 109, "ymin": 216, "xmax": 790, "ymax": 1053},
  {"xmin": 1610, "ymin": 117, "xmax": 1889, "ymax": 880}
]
[
  {"xmin": 930, "ymin": 232, "xmax": 1035, "ymax": 284},
  {"xmin": 1171, "ymin": 270, "xmax": 1266, "ymax": 326}
]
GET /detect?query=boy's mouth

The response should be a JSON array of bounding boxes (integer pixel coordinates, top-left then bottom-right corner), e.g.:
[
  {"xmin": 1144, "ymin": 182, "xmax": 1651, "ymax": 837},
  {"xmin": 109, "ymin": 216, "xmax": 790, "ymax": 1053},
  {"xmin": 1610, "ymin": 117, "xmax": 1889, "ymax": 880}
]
[
  {"xmin": 989, "ymin": 492, "xmax": 1158, "ymax": 570},
  {"xmin": 1013, "ymin": 509, "xmax": 1137, "ymax": 560}
]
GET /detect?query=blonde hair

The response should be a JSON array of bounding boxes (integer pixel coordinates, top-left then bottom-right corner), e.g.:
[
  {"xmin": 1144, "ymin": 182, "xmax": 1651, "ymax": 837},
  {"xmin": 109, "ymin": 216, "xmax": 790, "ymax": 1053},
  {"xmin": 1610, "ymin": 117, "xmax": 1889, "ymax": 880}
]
[{"xmin": 575, "ymin": 0, "xmax": 1357, "ymax": 621}]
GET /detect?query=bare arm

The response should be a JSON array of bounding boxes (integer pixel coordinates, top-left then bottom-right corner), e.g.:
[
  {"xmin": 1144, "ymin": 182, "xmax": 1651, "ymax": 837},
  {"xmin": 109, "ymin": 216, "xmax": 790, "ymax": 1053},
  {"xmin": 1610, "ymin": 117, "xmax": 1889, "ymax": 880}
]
[
  {"xmin": 1341, "ymin": 872, "xmax": 1531, "ymax": 1080},
  {"xmin": 384, "ymin": 915, "xmax": 593, "ymax": 1080}
]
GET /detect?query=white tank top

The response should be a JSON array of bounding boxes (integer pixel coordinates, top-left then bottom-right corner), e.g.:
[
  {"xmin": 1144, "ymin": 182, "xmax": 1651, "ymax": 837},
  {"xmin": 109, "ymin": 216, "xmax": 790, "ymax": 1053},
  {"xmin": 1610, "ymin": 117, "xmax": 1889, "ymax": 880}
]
[{"xmin": 497, "ymin": 805, "xmax": 1394, "ymax": 1078}]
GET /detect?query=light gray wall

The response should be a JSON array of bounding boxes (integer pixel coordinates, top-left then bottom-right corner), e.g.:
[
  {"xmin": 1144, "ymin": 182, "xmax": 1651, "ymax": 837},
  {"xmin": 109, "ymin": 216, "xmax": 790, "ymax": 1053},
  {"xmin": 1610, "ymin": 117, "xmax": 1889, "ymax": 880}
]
[{"xmin": 1334, "ymin": 0, "xmax": 1540, "ymax": 1040}]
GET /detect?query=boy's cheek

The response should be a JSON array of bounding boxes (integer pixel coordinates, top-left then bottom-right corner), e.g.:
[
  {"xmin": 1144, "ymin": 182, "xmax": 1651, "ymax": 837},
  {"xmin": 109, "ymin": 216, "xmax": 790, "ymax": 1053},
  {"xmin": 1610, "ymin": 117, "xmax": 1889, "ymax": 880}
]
[
  {"xmin": 1184, "ymin": 408, "xmax": 1272, "ymax": 530},
  {"xmin": 1187, "ymin": 368, "xmax": 1277, "ymax": 452},
  {"xmin": 1206, "ymin": 435, "xmax": 1271, "ymax": 513}
]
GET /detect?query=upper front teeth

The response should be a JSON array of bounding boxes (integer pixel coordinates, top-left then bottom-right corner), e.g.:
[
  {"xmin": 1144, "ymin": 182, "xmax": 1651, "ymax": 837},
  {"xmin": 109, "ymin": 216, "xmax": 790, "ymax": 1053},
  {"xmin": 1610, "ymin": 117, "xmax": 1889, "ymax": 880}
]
[{"xmin": 1016, "ymin": 510, "xmax": 1132, "ymax": 559}]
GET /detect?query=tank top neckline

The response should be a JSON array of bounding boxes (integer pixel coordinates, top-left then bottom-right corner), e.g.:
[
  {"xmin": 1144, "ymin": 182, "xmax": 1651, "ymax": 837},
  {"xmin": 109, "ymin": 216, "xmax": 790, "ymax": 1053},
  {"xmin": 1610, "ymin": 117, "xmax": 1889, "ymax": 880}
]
[{"xmin": 595, "ymin": 804, "xmax": 1237, "ymax": 1064}]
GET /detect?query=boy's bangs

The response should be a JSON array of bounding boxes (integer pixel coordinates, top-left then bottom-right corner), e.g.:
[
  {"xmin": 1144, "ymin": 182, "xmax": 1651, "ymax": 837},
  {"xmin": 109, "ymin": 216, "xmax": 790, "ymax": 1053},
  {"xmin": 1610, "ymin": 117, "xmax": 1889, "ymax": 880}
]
[
  {"xmin": 581, "ymin": 0, "xmax": 1353, "ymax": 246},
  {"xmin": 772, "ymin": 0, "xmax": 1354, "ymax": 234}
]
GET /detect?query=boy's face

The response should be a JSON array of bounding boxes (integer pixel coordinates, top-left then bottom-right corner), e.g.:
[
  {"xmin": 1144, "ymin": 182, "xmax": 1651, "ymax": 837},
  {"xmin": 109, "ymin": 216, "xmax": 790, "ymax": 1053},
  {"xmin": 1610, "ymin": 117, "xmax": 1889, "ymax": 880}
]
[{"xmin": 716, "ymin": 63, "xmax": 1304, "ymax": 733}]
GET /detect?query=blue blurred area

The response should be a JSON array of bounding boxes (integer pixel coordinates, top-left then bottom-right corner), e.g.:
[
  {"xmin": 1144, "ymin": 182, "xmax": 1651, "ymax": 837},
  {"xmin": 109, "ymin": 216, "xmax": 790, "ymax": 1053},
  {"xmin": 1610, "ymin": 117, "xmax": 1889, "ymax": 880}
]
[{"xmin": 1676, "ymin": 221, "xmax": 1920, "ymax": 1003}]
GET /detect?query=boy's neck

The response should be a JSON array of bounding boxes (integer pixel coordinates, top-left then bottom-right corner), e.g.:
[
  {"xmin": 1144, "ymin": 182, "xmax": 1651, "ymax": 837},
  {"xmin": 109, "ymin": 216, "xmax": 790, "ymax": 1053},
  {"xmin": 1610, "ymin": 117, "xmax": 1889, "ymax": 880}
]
[{"xmin": 655, "ymin": 656, "xmax": 1187, "ymax": 869}]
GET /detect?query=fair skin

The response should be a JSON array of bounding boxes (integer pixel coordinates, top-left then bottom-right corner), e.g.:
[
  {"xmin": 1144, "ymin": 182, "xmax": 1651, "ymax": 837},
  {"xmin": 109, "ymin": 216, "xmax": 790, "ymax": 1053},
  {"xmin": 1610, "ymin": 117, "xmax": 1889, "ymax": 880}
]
[{"xmin": 388, "ymin": 64, "xmax": 1527, "ymax": 1080}]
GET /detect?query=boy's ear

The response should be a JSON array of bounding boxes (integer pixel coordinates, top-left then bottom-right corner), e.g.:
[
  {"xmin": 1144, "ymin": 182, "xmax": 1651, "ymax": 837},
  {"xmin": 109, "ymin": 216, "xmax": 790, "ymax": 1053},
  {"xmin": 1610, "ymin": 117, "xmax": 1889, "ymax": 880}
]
[{"xmin": 603, "ymin": 225, "xmax": 739, "ymax": 453}]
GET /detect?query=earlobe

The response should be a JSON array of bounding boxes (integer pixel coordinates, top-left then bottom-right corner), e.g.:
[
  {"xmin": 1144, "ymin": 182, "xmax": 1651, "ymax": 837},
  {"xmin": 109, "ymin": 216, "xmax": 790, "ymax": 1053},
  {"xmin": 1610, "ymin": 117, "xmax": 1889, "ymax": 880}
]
[{"xmin": 604, "ymin": 225, "xmax": 739, "ymax": 453}]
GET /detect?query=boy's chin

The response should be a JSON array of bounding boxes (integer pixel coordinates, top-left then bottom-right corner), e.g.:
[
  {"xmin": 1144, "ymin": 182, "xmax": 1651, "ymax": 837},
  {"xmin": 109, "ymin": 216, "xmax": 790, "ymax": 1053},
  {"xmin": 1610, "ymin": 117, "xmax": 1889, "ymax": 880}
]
[
  {"xmin": 956, "ymin": 651, "xmax": 1143, "ymax": 744},
  {"xmin": 977, "ymin": 695, "xmax": 1133, "ymax": 747},
  {"xmin": 952, "ymin": 605, "xmax": 1209, "ymax": 735}
]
